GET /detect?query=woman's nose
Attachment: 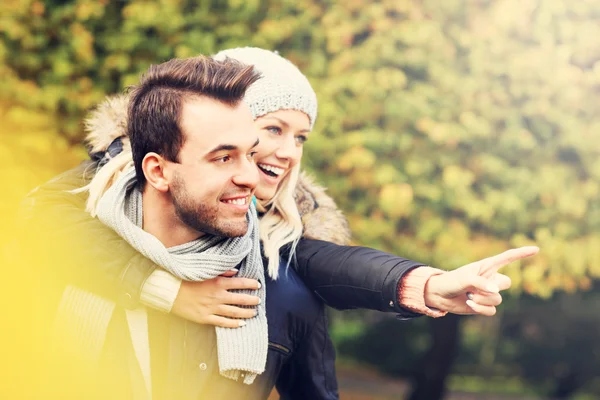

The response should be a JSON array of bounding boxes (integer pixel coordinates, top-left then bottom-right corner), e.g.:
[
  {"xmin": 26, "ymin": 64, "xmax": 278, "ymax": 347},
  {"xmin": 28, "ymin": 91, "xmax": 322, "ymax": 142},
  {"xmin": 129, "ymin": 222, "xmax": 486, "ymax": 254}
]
[{"xmin": 275, "ymin": 135, "xmax": 297, "ymax": 160}]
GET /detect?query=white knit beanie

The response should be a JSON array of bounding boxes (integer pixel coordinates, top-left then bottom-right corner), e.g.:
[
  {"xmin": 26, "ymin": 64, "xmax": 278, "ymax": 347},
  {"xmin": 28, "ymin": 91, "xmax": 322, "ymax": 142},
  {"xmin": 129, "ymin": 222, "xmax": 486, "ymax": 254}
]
[{"xmin": 213, "ymin": 47, "xmax": 318, "ymax": 129}]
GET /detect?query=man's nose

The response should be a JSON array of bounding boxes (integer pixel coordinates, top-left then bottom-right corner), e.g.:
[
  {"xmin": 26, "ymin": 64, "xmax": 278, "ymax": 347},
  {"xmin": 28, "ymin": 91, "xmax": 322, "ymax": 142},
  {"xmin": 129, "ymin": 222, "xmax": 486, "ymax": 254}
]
[{"xmin": 232, "ymin": 157, "xmax": 259, "ymax": 189}]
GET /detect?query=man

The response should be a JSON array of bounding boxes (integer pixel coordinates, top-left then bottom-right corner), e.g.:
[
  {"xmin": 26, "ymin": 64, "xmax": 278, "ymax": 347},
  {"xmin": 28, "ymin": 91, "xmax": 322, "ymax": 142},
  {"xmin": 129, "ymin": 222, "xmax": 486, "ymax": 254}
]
[{"xmin": 24, "ymin": 55, "xmax": 290, "ymax": 400}]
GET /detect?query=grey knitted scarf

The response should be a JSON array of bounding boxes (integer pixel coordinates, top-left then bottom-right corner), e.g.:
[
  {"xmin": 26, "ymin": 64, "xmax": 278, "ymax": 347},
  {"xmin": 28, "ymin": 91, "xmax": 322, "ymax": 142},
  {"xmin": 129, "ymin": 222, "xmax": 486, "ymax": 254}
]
[{"xmin": 96, "ymin": 168, "xmax": 267, "ymax": 384}]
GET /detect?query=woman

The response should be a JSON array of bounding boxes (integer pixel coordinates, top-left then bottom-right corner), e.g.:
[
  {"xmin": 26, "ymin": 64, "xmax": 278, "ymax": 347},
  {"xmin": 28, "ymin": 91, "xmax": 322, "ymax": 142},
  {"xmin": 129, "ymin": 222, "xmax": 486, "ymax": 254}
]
[
  {"xmin": 67, "ymin": 47, "xmax": 455, "ymax": 322},
  {"xmin": 24, "ymin": 48, "xmax": 528, "ymax": 399}
]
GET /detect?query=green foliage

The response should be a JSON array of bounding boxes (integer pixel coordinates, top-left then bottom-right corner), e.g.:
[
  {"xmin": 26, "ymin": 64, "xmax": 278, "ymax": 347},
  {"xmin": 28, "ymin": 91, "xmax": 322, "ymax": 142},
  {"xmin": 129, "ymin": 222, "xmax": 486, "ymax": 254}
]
[
  {"xmin": 3, "ymin": 0, "xmax": 599, "ymax": 296},
  {"xmin": 3, "ymin": 0, "xmax": 600, "ymax": 396}
]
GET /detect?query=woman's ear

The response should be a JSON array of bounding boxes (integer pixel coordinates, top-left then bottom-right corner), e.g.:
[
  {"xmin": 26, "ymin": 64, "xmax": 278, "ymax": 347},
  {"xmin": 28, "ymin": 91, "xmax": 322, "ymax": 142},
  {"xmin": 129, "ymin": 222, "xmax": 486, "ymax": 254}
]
[{"xmin": 142, "ymin": 152, "xmax": 169, "ymax": 192}]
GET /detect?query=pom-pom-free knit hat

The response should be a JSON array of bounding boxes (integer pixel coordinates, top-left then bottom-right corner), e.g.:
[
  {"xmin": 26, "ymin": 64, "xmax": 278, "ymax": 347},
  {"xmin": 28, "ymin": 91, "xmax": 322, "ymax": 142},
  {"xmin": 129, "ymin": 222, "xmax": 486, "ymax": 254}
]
[{"xmin": 213, "ymin": 47, "xmax": 318, "ymax": 129}]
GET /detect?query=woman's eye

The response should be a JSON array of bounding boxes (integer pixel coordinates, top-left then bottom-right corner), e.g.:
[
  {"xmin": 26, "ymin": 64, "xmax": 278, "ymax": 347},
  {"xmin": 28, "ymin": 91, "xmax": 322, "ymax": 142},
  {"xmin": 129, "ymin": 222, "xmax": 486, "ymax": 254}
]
[
  {"xmin": 247, "ymin": 151, "xmax": 257, "ymax": 160},
  {"xmin": 295, "ymin": 135, "xmax": 308, "ymax": 145},
  {"xmin": 265, "ymin": 126, "xmax": 282, "ymax": 135}
]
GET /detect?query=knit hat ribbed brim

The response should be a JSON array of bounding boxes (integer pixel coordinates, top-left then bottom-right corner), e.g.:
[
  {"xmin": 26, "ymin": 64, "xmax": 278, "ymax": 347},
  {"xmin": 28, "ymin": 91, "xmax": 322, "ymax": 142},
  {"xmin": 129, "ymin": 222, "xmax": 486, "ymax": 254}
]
[{"xmin": 213, "ymin": 47, "xmax": 318, "ymax": 129}]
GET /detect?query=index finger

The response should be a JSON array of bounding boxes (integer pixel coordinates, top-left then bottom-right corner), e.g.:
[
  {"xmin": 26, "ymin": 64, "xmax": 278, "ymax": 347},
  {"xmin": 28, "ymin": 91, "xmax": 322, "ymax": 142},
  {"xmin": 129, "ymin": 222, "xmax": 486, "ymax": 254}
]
[{"xmin": 481, "ymin": 246, "xmax": 539, "ymax": 277}]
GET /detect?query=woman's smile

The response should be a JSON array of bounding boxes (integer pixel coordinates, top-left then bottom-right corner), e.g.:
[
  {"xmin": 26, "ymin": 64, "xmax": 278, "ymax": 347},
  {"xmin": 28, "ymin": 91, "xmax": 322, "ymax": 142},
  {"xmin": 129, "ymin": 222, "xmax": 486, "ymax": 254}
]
[{"xmin": 257, "ymin": 162, "xmax": 287, "ymax": 186}]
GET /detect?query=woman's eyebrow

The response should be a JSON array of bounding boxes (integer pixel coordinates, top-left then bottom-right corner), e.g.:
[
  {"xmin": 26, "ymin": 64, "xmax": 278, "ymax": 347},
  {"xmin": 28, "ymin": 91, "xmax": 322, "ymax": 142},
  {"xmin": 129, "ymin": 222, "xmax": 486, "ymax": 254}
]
[
  {"xmin": 263, "ymin": 116, "xmax": 289, "ymax": 128},
  {"xmin": 263, "ymin": 116, "xmax": 310, "ymax": 133}
]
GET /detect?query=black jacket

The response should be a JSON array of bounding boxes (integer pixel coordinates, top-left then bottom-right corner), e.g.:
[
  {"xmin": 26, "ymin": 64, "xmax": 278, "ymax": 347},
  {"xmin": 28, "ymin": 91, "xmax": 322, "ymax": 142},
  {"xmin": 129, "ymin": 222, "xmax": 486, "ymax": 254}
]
[{"xmin": 23, "ymin": 163, "xmax": 426, "ymax": 320}]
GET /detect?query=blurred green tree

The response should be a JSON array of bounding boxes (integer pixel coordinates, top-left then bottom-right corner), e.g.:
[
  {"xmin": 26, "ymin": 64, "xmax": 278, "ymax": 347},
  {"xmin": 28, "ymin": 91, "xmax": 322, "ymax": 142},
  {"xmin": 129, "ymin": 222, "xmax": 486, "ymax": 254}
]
[{"xmin": 3, "ymin": 0, "xmax": 600, "ymax": 398}]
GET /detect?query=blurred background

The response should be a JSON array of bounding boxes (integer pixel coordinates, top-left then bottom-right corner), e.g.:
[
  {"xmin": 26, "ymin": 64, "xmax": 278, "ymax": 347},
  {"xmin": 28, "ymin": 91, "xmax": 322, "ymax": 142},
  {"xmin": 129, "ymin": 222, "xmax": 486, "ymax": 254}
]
[{"xmin": 2, "ymin": 0, "xmax": 600, "ymax": 399}]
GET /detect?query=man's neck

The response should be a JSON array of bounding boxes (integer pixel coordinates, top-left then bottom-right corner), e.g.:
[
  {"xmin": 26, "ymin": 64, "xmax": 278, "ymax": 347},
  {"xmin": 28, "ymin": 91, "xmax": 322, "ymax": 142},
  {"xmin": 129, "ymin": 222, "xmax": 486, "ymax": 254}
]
[{"xmin": 141, "ymin": 188, "xmax": 204, "ymax": 248}]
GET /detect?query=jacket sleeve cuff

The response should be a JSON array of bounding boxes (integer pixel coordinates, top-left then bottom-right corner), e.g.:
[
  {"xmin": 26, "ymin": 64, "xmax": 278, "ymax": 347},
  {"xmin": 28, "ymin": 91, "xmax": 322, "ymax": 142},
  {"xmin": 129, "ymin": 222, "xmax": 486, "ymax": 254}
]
[
  {"xmin": 140, "ymin": 269, "xmax": 182, "ymax": 313},
  {"xmin": 119, "ymin": 253, "xmax": 158, "ymax": 309},
  {"xmin": 399, "ymin": 267, "xmax": 448, "ymax": 318}
]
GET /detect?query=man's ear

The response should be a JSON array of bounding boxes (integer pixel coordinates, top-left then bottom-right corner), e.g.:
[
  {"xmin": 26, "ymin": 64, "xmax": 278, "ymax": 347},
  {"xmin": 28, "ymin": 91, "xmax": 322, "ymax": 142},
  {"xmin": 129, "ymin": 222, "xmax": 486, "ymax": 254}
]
[{"xmin": 142, "ymin": 152, "xmax": 169, "ymax": 192}]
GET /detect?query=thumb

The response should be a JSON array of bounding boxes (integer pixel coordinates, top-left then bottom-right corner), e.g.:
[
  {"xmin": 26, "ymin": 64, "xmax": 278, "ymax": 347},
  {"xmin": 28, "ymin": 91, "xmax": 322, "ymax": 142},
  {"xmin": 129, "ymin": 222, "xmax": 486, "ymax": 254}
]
[
  {"xmin": 220, "ymin": 269, "xmax": 239, "ymax": 277},
  {"xmin": 468, "ymin": 275, "xmax": 500, "ymax": 294}
]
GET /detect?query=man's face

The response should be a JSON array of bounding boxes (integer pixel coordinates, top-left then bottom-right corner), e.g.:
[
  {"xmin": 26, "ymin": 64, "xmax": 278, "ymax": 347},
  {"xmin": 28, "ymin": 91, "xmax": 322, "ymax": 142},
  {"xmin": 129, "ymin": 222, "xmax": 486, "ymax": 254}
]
[{"xmin": 165, "ymin": 96, "xmax": 259, "ymax": 238}]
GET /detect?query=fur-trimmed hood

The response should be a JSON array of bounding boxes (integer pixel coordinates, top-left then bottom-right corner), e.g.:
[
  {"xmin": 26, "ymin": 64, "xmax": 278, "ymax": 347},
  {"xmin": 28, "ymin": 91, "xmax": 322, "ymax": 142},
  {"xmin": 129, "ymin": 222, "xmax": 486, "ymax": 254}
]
[
  {"xmin": 294, "ymin": 172, "xmax": 351, "ymax": 246},
  {"xmin": 84, "ymin": 95, "xmax": 351, "ymax": 246},
  {"xmin": 85, "ymin": 94, "xmax": 130, "ymax": 155}
]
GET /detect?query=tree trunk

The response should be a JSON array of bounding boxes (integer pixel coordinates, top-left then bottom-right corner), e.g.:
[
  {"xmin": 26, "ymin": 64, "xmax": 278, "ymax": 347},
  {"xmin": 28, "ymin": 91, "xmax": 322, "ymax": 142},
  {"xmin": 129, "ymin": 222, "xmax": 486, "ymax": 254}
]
[{"xmin": 407, "ymin": 314, "xmax": 462, "ymax": 400}]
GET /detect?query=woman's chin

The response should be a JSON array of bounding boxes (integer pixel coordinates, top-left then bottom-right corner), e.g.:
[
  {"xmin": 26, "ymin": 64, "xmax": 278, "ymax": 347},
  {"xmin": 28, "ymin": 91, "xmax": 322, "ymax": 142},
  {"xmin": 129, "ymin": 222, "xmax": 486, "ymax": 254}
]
[{"xmin": 255, "ymin": 186, "xmax": 278, "ymax": 203}]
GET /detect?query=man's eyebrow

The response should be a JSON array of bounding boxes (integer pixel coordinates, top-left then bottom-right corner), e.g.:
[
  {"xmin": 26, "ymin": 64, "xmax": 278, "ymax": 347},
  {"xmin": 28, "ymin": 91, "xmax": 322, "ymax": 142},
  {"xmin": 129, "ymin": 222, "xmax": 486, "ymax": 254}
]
[
  {"xmin": 262, "ymin": 116, "xmax": 310, "ymax": 133},
  {"xmin": 207, "ymin": 138, "xmax": 259, "ymax": 155},
  {"xmin": 207, "ymin": 144, "xmax": 238, "ymax": 154}
]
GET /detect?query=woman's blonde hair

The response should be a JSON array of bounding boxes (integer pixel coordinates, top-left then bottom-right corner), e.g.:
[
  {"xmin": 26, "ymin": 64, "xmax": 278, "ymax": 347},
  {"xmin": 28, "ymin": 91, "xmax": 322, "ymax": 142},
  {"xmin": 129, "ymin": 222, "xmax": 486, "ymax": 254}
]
[
  {"xmin": 256, "ymin": 163, "xmax": 303, "ymax": 279},
  {"xmin": 84, "ymin": 150, "xmax": 133, "ymax": 216}
]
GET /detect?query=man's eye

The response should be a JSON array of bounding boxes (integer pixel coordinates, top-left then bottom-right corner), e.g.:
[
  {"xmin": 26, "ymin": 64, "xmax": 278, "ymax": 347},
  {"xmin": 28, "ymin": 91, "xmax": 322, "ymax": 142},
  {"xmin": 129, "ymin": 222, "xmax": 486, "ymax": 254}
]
[
  {"xmin": 266, "ymin": 126, "xmax": 282, "ymax": 135},
  {"xmin": 216, "ymin": 155, "xmax": 231, "ymax": 163}
]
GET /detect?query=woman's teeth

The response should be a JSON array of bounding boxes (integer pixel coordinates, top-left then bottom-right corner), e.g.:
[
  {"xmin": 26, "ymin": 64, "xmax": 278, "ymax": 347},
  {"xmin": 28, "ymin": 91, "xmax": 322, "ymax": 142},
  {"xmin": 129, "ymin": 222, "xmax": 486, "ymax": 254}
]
[
  {"xmin": 258, "ymin": 163, "xmax": 284, "ymax": 177},
  {"xmin": 224, "ymin": 198, "xmax": 247, "ymax": 205}
]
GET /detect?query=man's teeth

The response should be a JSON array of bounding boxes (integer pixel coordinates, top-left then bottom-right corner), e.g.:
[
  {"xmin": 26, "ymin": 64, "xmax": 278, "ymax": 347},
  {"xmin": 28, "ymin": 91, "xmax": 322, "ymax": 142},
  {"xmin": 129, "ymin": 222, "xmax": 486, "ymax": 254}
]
[
  {"xmin": 224, "ymin": 198, "xmax": 247, "ymax": 205},
  {"xmin": 258, "ymin": 163, "xmax": 284, "ymax": 176}
]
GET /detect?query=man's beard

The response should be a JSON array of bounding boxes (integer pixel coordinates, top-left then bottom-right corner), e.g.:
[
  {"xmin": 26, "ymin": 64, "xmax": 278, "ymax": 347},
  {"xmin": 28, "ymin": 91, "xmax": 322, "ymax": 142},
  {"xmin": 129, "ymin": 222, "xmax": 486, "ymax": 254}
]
[{"xmin": 170, "ymin": 175, "xmax": 248, "ymax": 238}]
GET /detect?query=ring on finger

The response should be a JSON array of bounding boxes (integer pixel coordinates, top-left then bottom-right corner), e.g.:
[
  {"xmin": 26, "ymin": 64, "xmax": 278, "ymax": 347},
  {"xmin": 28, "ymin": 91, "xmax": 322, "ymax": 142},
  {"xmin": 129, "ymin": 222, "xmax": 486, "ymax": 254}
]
[{"xmin": 466, "ymin": 292, "xmax": 474, "ymax": 300}]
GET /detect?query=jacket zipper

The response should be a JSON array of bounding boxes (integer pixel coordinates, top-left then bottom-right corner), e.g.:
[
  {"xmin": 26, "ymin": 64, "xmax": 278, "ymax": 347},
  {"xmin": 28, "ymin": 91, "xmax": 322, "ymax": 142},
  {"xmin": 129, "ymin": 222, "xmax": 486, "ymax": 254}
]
[{"xmin": 268, "ymin": 342, "xmax": 291, "ymax": 355}]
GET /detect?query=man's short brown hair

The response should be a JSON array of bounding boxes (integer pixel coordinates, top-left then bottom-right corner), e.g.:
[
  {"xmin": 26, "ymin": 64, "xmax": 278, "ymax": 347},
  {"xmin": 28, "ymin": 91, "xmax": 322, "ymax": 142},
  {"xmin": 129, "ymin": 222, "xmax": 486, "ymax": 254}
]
[{"xmin": 127, "ymin": 55, "xmax": 260, "ymax": 187}]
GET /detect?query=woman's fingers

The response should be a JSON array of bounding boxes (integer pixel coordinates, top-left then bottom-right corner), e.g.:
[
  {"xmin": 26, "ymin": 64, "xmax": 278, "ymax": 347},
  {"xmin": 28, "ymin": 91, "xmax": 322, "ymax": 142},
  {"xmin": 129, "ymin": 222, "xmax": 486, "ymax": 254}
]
[
  {"xmin": 466, "ymin": 291, "xmax": 502, "ymax": 307},
  {"xmin": 172, "ymin": 278, "xmax": 260, "ymax": 327},
  {"xmin": 465, "ymin": 300, "xmax": 497, "ymax": 316},
  {"xmin": 223, "ymin": 292, "xmax": 261, "ymax": 306},
  {"xmin": 206, "ymin": 315, "xmax": 248, "ymax": 329},
  {"xmin": 219, "ymin": 269, "xmax": 239, "ymax": 277},
  {"xmin": 207, "ymin": 304, "xmax": 259, "ymax": 328},
  {"xmin": 492, "ymin": 273, "xmax": 512, "ymax": 291},
  {"xmin": 466, "ymin": 275, "xmax": 500, "ymax": 294},
  {"xmin": 218, "ymin": 276, "xmax": 261, "ymax": 290},
  {"xmin": 216, "ymin": 304, "xmax": 257, "ymax": 319},
  {"xmin": 464, "ymin": 273, "xmax": 507, "ymax": 309},
  {"xmin": 481, "ymin": 246, "xmax": 540, "ymax": 277}
]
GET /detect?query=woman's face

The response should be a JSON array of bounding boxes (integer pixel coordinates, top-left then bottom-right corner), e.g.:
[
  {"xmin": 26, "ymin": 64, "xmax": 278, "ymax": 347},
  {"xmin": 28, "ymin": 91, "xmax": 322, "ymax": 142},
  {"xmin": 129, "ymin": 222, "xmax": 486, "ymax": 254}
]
[{"xmin": 253, "ymin": 109, "xmax": 311, "ymax": 201}]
